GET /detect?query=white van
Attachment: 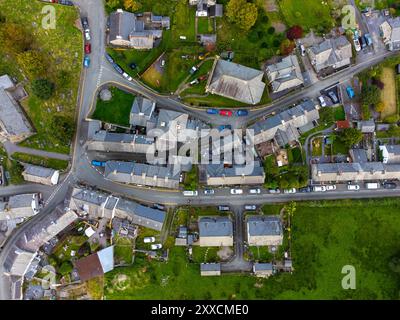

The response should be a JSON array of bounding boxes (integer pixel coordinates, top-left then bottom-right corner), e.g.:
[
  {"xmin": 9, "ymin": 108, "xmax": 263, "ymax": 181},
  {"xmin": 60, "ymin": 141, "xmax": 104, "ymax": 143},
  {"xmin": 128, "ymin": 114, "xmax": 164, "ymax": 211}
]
[
  {"xmin": 313, "ymin": 186, "xmax": 326, "ymax": 192},
  {"xmin": 230, "ymin": 189, "xmax": 243, "ymax": 195},
  {"xmin": 183, "ymin": 190, "xmax": 198, "ymax": 196},
  {"xmin": 365, "ymin": 182, "xmax": 380, "ymax": 190},
  {"xmin": 347, "ymin": 184, "xmax": 360, "ymax": 191}
]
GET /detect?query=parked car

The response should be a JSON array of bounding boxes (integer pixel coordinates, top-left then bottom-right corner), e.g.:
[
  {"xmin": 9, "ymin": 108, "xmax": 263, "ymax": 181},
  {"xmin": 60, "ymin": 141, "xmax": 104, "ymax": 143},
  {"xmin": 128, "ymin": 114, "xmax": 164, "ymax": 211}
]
[
  {"xmin": 105, "ymin": 53, "xmax": 114, "ymax": 64},
  {"xmin": 346, "ymin": 86, "xmax": 355, "ymax": 99},
  {"xmin": 151, "ymin": 244, "xmax": 162, "ymax": 250},
  {"xmin": 230, "ymin": 188, "xmax": 243, "ymax": 195},
  {"xmin": 365, "ymin": 182, "xmax": 380, "ymax": 189},
  {"xmin": 190, "ymin": 79, "xmax": 199, "ymax": 86},
  {"xmin": 219, "ymin": 109, "xmax": 233, "ymax": 117},
  {"xmin": 269, "ymin": 188, "xmax": 281, "ymax": 194},
  {"xmin": 299, "ymin": 186, "xmax": 312, "ymax": 193},
  {"xmin": 58, "ymin": 0, "xmax": 73, "ymax": 6},
  {"xmin": 153, "ymin": 204, "xmax": 165, "ymax": 210},
  {"xmin": 249, "ymin": 188, "xmax": 261, "ymax": 194},
  {"xmin": 84, "ymin": 43, "xmax": 91, "ymax": 54},
  {"xmin": 364, "ymin": 33, "xmax": 373, "ymax": 46},
  {"xmin": 244, "ymin": 205, "xmax": 257, "ymax": 211},
  {"xmin": 91, "ymin": 160, "xmax": 105, "ymax": 167},
  {"xmin": 328, "ymin": 91, "xmax": 339, "ymax": 104},
  {"xmin": 283, "ymin": 188, "xmax": 296, "ymax": 194},
  {"xmin": 218, "ymin": 205, "xmax": 230, "ymax": 211},
  {"xmin": 204, "ymin": 189, "xmax": 215, "ymax": 195},
  {"xmin": 299, "ymin": 44, "xmax": 306, "ymax": 56},
  {"xmin": 217, "ymin": 125, "xmax": 232, "ymax": 131},
  {"xmin": 144, "ymin": 237, "xmax": 156, "ymax": 243},
  {"xmin": 161, "ymin": 59, "xmax": 166, "ymax": 67},
  {"xmin": 313, "ymin": 185, "xmax": 327, "ymax": 192},
  {"xmin": 81, "ymin": 17, "xmax": 89, "ymax": 30},
  {"xmin": 83, "ymin": 56, "xmax": 90, "ymax": 68},
  {"xmin": 326, "ymin": 185, "xmax": 336, "ymax": 191},
  {"xmin": 236, "ymin": 109, "xmax": 249, "ymax": 117},
  {"xmin": 84, "ymin": 30, "xmax": 91, "ymax": 41},
  {"xmin": 198, "ymin": 75, "xmax": 208, "ymax": 81},
  {"xmin": 189, "ymin": 66, "xmax": 198, "ymax": 74},
  {"xmin": 129, "ymin": 62, "xmax": 137, "ymax": 69},
  {"xmin": 383, "ymin": 181, "xmax": 397, "ymax": 189},
  {"xmin": 353, "ymin": 38, "xmax": 361, "ymax": 52},
  {"xmin": 112, "ymin": 63, "xmax": 123, "ymax": 74},
  {"xmin": 347, "ymin": 184, "xmax": 360, "ymax": 191},
  {"xmin": 206, "ymin": 108, "xmax": 218, "ymax": 115},
  {"xmin": 183, "ymin": 190, "xmax": 198, "ymax": 196},
  {"xmin": 359, "ymin": 36, "xmax": 366, "ymax": 49},
  {"xmin": 318, "ymin": 96, "xmax": 327, "ymax": 107},
  {"xmin": 122, "ymin": 72, "xmax": 133, "ymax": 81}
]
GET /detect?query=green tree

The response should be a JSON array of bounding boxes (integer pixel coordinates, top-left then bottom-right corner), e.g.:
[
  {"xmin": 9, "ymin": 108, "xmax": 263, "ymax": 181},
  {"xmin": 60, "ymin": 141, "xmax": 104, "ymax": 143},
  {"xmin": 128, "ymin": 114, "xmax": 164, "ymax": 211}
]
[
  {"xmin": 361, "ymin": 84, "xmax": 381, "ymax": 107},
  {"xmin": 123, "ymin": 0, "xmax": 142, "ymax": 12},
  {"xmin": 0, "ymin": 22, "xmax": 32, "ymax": 53},
  {"xmin": 226, "ymin": 0, "xmax": 258, "ymax": 31},
  {"xmin": 31, "ymin": 78, "xmax": 54, "ymax": 100},
  {"xmin": 51, "ymin": 115, "xmax": 74, "ymax": 144},
  {"xmin": 339, "ymin": 128, "xmax": 363, "ymax": 148}
]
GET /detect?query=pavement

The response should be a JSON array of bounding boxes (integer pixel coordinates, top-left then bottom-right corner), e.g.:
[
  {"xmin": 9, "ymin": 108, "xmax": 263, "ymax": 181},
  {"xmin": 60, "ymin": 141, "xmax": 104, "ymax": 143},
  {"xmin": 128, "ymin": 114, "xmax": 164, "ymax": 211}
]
[{"xmin": 0, "ymin": 0, "xmax": 400, "ymax": 299}]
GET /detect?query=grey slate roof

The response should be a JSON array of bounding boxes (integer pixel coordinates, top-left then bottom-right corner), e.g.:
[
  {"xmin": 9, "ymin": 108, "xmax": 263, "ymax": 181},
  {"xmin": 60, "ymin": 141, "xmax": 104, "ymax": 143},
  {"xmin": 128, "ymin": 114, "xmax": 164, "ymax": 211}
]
[
  {"xmin": 247, "ymin": 216, "xmax": 282, "ymax": 237},
  {"xmin": 266, "ymin": 55, "xmax": 304, "ymax": 93},
  {"xmin": 129, "ymin": 96, "xmax": 155, "ymax": 127},
  {"xmin": 116, "ymin": 199, "xmax": 165, "ymax": 223},
  {"xmin": 199, "ymin": 217, "xmax": 233, "ymax": 237},
  {"xmin": 253, "ymin": 263, "xmax": 273, "ymax": 271},
  {"xmin": 357, "ymin": 120, "xmax": 375, "ymax": 133},
  {"xmin": 206, "ymin": 161, "xmax": 264, "ymax": 178},
  {"xmin": 206, "ymin": 59, "xmax": 266, "ymax": 105},
  {"xmin": 200, "ymin": 263, "xmax": 221, "ymax": 271},
  {"xmin": 23, "ymin": 165, "xmax": 57, "ymax": 179}
]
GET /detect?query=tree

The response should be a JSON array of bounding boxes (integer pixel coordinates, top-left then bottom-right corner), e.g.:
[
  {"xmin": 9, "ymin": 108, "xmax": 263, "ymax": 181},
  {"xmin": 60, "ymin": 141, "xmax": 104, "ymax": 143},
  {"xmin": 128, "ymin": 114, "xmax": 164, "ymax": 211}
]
[
  {"xmin": 280, "ymin": 39, "xmax": 295, "ymax": 55},
  {"xmin": 0, "ymin": 22, "xmax": 32, "ymax": 53},
  {"xmin": 339, "ymin": 128, "xmax": 363, "ymax": 148},
  {"xmin": 286, "ymin": 25, "xmax": 303, "ymax": 40},
  {"xmin": 285, "ymin": 201, "xmax": 297, "ymax": 216},
  {"xmin": 31, "ymin": 79, "xmax": 54, "ymax": 100},
  {"xmin": 51, "ymin": 115, "xmax": 74, "ymax": 144},
  {"xmin": 375, "ymin": 101, "xmax": 385, "ymax": 113},
  {"xmin": 226, "ymin": 0, "xmax": 258, "ymax": 31},
  {"xmin": 361, "ymin": 84, "xmax": 381, "ymax": 107},
  {"xmin": 123, "ymin": 0, "xmax": 142, "ymax": 12}
]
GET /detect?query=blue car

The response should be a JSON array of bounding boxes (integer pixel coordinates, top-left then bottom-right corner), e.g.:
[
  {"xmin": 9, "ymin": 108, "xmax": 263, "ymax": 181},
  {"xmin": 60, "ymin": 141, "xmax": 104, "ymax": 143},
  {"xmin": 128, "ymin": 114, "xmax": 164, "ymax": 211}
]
[
  {"xmin": 113, "ymin": 63, "xmax": 123, "ymax": 74},
  {"xmin": 105, "ymin": 53, "xmax": 114, "ymax": 64},
  {"xmin": 206, "ymin": 108, "xmax": 218, "ymax": 115},
  {"xmin": 83, "ymin": 56, "xmax": 90, "ymax": 68},
  {"xmin": 236, "ymin": 109, "xmax": 248, "ymax": 116},
  {"xmin": 346, "ymin": 86, "xmax": 355, "ymax": 99},
  {"xmin": 91, "ymin": 160, "xmax": 106, "ymax": 167},
  {"xmin": 217, "ymin": 125, "xmax": 232, "ymax": 131}
]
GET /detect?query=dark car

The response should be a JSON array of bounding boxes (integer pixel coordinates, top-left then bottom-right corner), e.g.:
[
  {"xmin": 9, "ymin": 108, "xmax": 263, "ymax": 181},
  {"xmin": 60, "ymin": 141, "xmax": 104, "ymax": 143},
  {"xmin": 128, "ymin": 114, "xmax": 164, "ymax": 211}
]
[
  {"xmin": 359, "ymin": 36, "xmax": 366, "ymax": 49},
  {"xmin": 81, "ymin": 17, "xmax": 89, "ymax": 29},
  {"xmin": 113, "ymin": 63, "xmax": 123, "ymax": 74},
  {"xmin": 105, "ymin": 53, "xmax": 114, "ymax": 64},
  {"xmin": 153, "ymin": 203, "xmax": 165, "ymax": 210},
  {"xmin": 129, "ymin": 62, "xmax": 137, "ymax": 69},
  {"xmin": 299, "ymin": 186, "xmax": 312, "ymax": 193},
  {"xmin": 217, "ymin": 125, "xmax": 232, "ymax": 131},
  {"xmin": 328, "ymin": 91, "xmax": 339, "ymax": 104},
  {"xmin": 383, "ymin": 182, "xmax": 397, "ymax": 189},
  {"xmin": 59, "ymin": 0, "xmax": 74, "ymax": 6},
  {"xmin": 236, "ymin": 109, "xmax": 249, "ymax": 116}
]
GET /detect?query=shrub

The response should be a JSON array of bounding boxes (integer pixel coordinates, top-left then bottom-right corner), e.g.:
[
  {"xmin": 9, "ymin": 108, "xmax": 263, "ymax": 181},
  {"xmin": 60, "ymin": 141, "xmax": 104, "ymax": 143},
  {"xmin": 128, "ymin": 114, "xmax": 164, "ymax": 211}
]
[{"xmin": 31, "ymin": 78, "xmax": 54, "ymax": 100}]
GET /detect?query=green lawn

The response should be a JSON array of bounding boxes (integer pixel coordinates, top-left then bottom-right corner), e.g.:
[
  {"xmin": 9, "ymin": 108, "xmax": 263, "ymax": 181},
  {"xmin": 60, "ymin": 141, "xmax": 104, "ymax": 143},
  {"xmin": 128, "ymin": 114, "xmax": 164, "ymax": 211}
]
[
  {"xmin": 279, "ymin": 0, "xmax": 335, "ymax": 33},
  {"xmin": 0, "ymin": 0, "xmax": 82, "ymax": 154},
  {"xmin": 105, "ymin": 198, "xmax": 400, "ymax": 299},
  {"xmin": 197, "ymin": 17, "xmax": 214, "ymax": 34},
  {"xmin": 114, "ymin": 236, "xmax": 134, "ymax": 265},
  {"xmin": 92, "ymin": 87, "xmax": 135, "ymax": 126},
  {"xmin": 12, "ymin": 153, "xmax": 69, "ymax": 171},
  {"xmin": 192, "ymin": 246, "xmax": 220, "ymax": 263},
  {"xmin": 0, "ymin": 146, "xmax": 24, "ymax": 185},
  {"xmin": 248, "ymin": 246, "xmax": 274, "ymax": 262}
]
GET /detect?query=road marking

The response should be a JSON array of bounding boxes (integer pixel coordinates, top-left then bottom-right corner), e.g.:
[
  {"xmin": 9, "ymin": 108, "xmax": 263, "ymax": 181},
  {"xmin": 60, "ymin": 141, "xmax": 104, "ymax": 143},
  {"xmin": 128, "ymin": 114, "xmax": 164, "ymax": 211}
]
[
  {"xmin": 45, "ymin": 171, "xmax": 72, "ymax": 206},
  {"xmin": 96, "ymin": 66, "xmax": 104, "ymax": 87}
]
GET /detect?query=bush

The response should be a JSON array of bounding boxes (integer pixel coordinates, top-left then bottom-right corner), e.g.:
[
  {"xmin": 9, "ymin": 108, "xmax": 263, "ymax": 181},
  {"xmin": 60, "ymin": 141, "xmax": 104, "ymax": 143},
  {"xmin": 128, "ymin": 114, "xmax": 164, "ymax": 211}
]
[
  {"xmin": 31, "ymin": 78, "xmax": 54, "ymax": 100},
  {"xmin": 286, "ymin": 25, "xmax": 303, "ymax": 40},
  {"xmin": 59, "ymin": 261, "xmax": 73, "ymax": 276}
]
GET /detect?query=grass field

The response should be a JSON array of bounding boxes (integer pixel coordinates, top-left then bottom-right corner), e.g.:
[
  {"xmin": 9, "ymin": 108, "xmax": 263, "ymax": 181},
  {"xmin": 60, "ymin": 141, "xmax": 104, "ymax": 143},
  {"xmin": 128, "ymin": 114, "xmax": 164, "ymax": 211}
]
[
  {"xmin": 12, "ymin": 153, "xmax": 69, "ymax": 171},
  {"xmin": 279, "ymin": 0, "xmax": 335, "ymax": 33},
  {"xmin": 0, "ymin": 0, "xmax": 82, "ymax": 154},
  {"xmin": 105, "ymin": 198, "xmax": 400, "ymax": 299},
  {"xmin": 92, "ymin": 87, "xmax": 135, "ymax": 126},
  {"xmin": 197, "ymin": 17, "xmax": 214, "ymax": 34},
  {"xmin": 380, "ymin": 67, "xmax": 397, "ymax": 119}
]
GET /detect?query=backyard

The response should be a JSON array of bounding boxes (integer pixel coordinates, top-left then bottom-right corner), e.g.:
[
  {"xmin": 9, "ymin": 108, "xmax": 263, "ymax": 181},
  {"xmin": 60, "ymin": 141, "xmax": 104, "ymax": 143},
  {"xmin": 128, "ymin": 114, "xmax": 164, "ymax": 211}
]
[
  {"xmin": 92, "ymin": 87, "xmax": 135, "ymax": 126},
  {"xmin": 380, "ymin": 67, "xmax": 397, "ymax": 119},
  {"xmin": 0, "ymin": 0, "xmax": 82, "ymax": 154},
  {"xmin": 105, "ymin": 199, "xmax": 400, "ymax": 299}
]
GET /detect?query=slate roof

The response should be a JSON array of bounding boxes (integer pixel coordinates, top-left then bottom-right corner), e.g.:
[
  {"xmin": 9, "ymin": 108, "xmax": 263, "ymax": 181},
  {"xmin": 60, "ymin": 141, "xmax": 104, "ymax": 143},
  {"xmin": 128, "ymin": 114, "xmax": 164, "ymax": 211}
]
[
  {"xmin": 199, "ymin": 217, "xmax": 233, "ymax": 237},
  {"xmin": 266, "ymin": 55, "xmax": 304, "ymax": 93},
  {"xmin": 200, "ymin": 263, "xmax": 221, "ymax": 271},
  {"xmin": 130, "ymin": 96, "xmax": 155, "ymax": 127},
  {"xmin": 206, "ymin": 59, "xmax": 266, "ymax": 104},
  {"xmin": 253, "ymin": 263, "xmax": 273, "ymax": 272},
  {"xmin": 206, "ymin": 161, "xmax": 264, "ymax": 178},
  {"xmin": 23, "ymin": 165, "xmax": 57, "ymax": 179}
]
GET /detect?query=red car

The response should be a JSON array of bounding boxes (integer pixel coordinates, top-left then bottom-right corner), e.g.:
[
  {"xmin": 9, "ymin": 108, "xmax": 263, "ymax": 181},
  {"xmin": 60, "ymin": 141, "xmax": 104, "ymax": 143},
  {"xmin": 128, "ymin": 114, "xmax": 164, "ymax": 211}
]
[
  {"xmin": 219, "ymin": 109, "xmax": 233, "ymax": 117},
  {"xmin": 84, "ymin": 43, "xmax": 91, "ymax": 54}
]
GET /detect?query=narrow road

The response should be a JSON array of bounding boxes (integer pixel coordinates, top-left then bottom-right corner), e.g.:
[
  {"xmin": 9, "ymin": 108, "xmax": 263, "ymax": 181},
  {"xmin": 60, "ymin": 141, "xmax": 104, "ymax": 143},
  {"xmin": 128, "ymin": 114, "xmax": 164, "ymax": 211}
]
[{"xmin": 2, "ymin": 141, "xmax": 70, "ymax": 161}]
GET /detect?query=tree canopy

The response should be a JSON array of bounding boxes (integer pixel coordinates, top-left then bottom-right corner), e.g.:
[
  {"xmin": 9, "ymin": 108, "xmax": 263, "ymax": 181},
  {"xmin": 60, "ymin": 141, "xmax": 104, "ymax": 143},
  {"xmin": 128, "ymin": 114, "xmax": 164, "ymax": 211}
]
[
  {"xmin": 31, "ymin": 79, "xmax": 54, "ymax": 100},
  {"xmin": 339, "ymin": 128, "xmax": 363, "ymax": 148}
]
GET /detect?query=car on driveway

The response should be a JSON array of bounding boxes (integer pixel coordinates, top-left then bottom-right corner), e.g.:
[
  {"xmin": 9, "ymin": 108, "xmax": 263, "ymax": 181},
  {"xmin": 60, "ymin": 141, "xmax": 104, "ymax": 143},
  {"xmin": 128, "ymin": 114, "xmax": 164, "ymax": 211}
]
[
  {"xmin": 206, "ymin": 108, "xmax": 218, "ymax": 115},
  {"xmin": 189, "ymin": 66, "xmax": 198, "ymax": 74},
  {"xmin": 190, "ymin": 79, "xmax": 199, "ymax": 86},
  {"xmin": 204, "ymin": 189, "xmax": 215, "ymax": 195},
  {"xmin": 129, "ymin": 62, "xmax": 137, "ymax": 69},
  {"xmin": 383, "ymin": 182, "xmax": 397, "ymax": 189},
  {"xmin": 353, "ymin": 38, "xmax": 361, "ymax": 52},
  {"xmin": 364, "ymin": 33, "xmax": 373, "ymax": 46},
  {"xmin": 151, "ymin": 244, "xmax": 162, "ymax": 250},
  {"xmin": 236, "ymin": 109, "xmax": 248, "ymax": 116},
  {"xmin": 144, "ymin": 237, "xmax": 156, "ymax": 243},
  {"xmin": 230, "ymin": 188, "xmax": 243, "ymax": 195},
  {"xmin": 249, "ymin": 188, "xmax": 261, "ymax": 194},
  {"xmin": 84, "ymin": 43, "xmax": 91, "ymax": 54},
  {"xmin": 219, "ymin": 109, "xmax": 233, "ymax": 117},
  {"xmin": 83, "ymin": 56, "xmax": 90, "ymax": 68},
  {"xmin": 283, "ymin": 188, "xmax": 296, "ymax": 194},
  {"xmin": 346, "ymin": 86, "xmax": 355, "ymax": 99}
]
